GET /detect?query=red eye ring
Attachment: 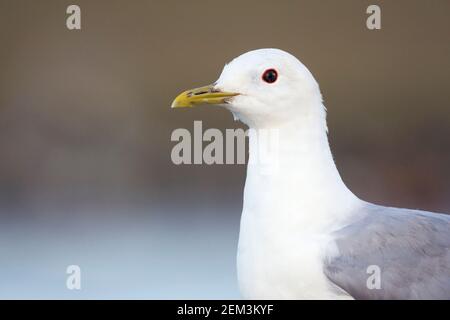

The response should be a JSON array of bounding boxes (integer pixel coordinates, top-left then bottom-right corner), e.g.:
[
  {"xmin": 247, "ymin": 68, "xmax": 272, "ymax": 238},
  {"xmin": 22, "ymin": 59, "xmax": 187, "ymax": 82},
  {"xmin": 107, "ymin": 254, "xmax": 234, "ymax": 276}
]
[{"xmin": 262, "ymin": 68, "xmax": 278, "ymax": 84}]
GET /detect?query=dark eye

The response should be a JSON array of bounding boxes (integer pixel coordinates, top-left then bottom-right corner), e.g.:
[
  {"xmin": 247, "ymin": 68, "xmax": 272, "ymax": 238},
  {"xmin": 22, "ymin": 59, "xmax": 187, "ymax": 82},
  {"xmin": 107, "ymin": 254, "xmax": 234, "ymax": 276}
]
[{"xmin": 262, "ymin": 69, "xmax": 278, "ymax": 84}]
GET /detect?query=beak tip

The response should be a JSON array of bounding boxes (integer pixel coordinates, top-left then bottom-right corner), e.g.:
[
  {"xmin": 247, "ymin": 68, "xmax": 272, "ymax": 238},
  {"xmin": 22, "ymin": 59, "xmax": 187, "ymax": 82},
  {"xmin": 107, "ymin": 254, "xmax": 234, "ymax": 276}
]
[
  {"xmin": 171, "ymin": 91, "xmax": 192, "ymax": 109},
  {"xmin": 171, "ymin": 99, "xmax": 190, "ymax": 109}
]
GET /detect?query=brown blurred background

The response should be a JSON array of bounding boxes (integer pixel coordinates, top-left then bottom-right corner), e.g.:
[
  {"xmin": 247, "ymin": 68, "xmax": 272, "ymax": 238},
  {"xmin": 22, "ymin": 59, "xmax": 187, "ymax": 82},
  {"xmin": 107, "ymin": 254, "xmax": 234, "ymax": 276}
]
[{"xmin": 0, "ymin": 0, "xmax": 449, "ymax": 298}]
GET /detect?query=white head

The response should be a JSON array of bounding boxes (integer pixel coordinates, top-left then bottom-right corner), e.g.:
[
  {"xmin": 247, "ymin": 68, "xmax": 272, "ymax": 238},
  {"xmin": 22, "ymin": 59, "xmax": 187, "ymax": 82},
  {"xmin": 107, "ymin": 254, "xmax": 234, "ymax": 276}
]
[{"xmin": 172, "ymin": 48, "xmax": 326, "ymax": 129}]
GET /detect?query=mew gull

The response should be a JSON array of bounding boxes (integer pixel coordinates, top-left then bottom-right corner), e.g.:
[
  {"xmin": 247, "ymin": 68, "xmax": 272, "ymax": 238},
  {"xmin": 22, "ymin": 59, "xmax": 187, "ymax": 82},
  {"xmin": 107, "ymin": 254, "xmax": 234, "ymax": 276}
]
[{"xmin": 171, "ymin": 48, "xmax": 450, "ymax": 299}]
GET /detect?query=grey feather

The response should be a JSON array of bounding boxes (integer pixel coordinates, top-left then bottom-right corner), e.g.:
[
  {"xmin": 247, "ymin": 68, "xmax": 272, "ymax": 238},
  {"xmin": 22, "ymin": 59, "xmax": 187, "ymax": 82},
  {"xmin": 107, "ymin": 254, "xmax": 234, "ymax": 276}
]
[{"xmin": 324, "ymin": 203, "xmax": 450, "ymax": 299}]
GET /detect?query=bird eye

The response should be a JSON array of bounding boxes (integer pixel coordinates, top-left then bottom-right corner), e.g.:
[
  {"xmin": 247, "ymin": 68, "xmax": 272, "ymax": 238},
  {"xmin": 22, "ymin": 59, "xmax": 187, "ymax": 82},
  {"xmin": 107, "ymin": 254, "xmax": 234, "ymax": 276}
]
[{"xmin": 262, "ymin": 69, "xmax": 278, "ymax": 84}]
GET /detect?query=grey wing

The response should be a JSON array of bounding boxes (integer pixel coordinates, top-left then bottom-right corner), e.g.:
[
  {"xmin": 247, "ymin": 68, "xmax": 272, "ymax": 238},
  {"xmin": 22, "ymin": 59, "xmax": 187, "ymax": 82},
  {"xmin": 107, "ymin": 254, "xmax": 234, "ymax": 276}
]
[{"xmin": 323, "ymin": 203, "xmax": 450, "ymax": 299}]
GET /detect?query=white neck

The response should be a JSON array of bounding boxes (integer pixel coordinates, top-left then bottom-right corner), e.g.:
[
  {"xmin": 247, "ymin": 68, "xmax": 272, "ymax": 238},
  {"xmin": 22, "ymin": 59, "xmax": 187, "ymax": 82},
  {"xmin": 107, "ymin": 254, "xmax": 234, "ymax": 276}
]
[
  {"xmin": 237, "ymin": 102, "xmax": 361, "ymax": 299},
  {"xmin": 243, "ymin": 107, "xmax": 360, "ymax": 231}
]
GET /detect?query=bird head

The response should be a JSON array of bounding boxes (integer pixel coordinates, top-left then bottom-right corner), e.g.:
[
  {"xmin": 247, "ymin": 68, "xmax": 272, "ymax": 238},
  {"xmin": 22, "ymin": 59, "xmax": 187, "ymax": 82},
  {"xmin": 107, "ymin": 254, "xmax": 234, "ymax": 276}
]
[{"xmin": 171, "ymin": 48, "xmax": 324, "ymax": 128}]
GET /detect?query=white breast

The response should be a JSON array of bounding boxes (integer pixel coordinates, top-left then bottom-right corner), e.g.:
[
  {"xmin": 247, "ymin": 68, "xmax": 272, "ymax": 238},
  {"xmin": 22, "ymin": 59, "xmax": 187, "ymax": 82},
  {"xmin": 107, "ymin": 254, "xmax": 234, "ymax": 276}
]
[
  {"xmin": 236, "ymin": 124, "xmax": 359, "ymax": 299},
  {"xmin": 236, "ymin": 181, "xmax": 353, "ymax": 300}
]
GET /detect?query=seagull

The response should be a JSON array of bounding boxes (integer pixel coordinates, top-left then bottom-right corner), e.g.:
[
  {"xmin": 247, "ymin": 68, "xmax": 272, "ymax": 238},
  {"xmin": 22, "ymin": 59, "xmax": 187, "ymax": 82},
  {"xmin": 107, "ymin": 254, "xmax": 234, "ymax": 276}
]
[{"xmin": 171, "ymin": 48, "xmax": 450, "ymax": 299}]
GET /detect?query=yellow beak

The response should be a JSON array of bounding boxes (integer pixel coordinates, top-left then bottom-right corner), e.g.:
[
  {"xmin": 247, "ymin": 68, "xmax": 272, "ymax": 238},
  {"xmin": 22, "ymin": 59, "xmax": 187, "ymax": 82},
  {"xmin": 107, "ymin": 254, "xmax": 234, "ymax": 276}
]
[{"xmin": 171, "ymin": 84, "xmax": 239, "ymax": 108}]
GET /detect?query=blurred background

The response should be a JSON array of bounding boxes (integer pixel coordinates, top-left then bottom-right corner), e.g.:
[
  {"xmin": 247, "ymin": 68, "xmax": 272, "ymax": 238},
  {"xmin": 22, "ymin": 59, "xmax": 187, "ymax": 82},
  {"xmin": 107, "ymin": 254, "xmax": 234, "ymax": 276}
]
[{"xmin": 0, "ymin": 0, "xmax": 449, "ymax": 298}]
